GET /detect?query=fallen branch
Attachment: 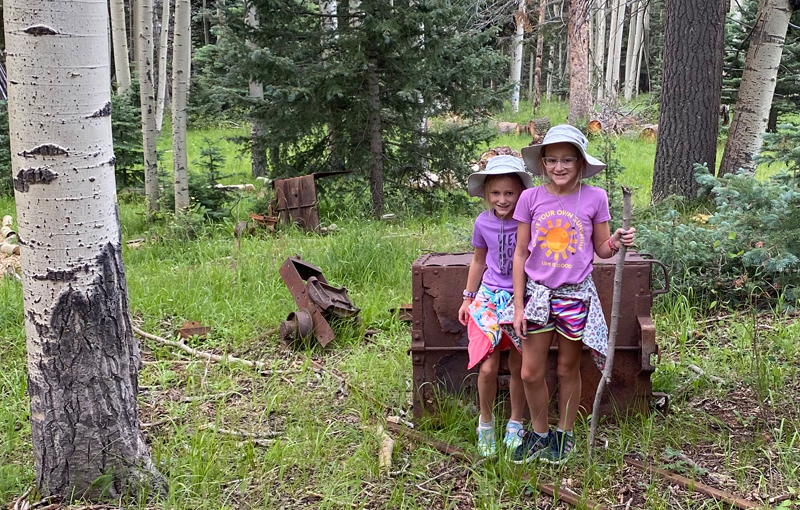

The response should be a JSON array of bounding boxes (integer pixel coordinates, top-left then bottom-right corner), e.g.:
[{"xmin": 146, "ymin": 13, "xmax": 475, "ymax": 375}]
[
  {"xmin": 675, "ymin": 452, "xmax": 726, "ymax": 486},
  {"xmin": 687, "ymin": 364, "xmax": 726, "ymax": 385},
  {"xmin": 589, "ymin": 186, "xmax": 632, "ymax": 460},
  {"xmin": 377, "ymin": 425, "xmax": 394, "ymax": 473},
  {"xmin": 199, "ymin": 423, "xmax": 282, "ymax": 439},
  {"xmin": 132, "ymin": 325, "xmax": 267, "ymax": 370}
]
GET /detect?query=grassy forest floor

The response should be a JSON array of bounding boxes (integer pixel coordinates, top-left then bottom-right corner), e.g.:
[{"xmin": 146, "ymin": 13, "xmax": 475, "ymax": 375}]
[{"xmin": 0, "ymin": 101, "xmax": 799, "ymax": 509}]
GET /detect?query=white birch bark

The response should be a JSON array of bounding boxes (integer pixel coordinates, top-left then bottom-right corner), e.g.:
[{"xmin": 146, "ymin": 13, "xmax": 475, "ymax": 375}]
[
  {"xmin": 594, "ymin": 0, "xmax": 607, "ymax": 101},
  {"xmin": 172, "ymin": 0, "xmax": 190, "ymax": 211},
  {"xmin": 625, "ymin": 0, "xmax": 645, "ymax": 101},
  {"xmin": 4, "ymin": 0, "xmax": 164, "ymax": 497},
  {"xmin": 533, "ymin": 0, "xmax": 545, "ymax": 110},
  {"xmin": 246, "ymin": 3, "xmax": 267, "ymax": 177},
  {"xmin": 155, "ymin": 0, "xmax": 171, "ymax": 135},
  {"xmin": 604, "ymin": 0, "xmax": 624, "ymax": 101},
  {"xmin": 510, "ymin": 0, "xmax": 526, "ymax": 113},
  {"xmin": 137, "ymin": 0, "xmax": 159, "ymax": 212},
  {"xmin": 546, "ymin": 44, "xmax": 554, "ymax": 101},
  {"xmin": 623, "ymin": 0, "xmax": 636, "ymax": 101},
  {"xmin": 719, "ymin": 0, "xmax": 792, "ymax": 175},
  {"xmin": 110, "ymin": 0, "xmax": 132, "ymax": 94},
  {"xmin": 611, "ymin": 0, "xmax": 625, "ymax": 98}
]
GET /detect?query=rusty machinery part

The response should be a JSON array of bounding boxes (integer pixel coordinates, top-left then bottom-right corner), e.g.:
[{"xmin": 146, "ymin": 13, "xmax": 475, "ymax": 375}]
[
  {"xmin": 306, "ymin": 276, "xmax": 360, "ymax": 318},
  {"xmin": 279, "ymin": 309, "xmax": 314, "ymax": 342},
  {"xmin": 279, "ymin": 256, "xmax": 360, "ymax": 348},
  {"xmin": 410, "ymin": 251, "xmax": 668, "ymax": 421},
  {"xmin": 272, "ymin": 172, "xmax": 350, "ymax": 232}
]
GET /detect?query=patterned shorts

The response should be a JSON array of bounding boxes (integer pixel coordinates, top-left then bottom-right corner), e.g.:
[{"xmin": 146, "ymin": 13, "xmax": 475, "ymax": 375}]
[{"xmin": 526, "ymin": 297, "xmax": 588, "ymax": 341}]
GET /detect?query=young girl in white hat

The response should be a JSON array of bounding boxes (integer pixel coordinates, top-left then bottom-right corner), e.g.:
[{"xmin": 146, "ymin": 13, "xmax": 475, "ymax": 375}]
[
  {"xmin": 499, "ymin": 125, "xmax": 636, "ymax": 465},
  {"xmin": 458, "ymin": 154, "xmax": 532, "ymax": 457}
]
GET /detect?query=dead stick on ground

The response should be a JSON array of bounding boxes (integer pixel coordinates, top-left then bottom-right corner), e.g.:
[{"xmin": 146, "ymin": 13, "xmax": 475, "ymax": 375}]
[
  {"xmin": 588, "ymin": 186, "xmax": 632, "ymax": 461},
  {"xmin": 132, "ymin": 325, "xmax": 267, "ymax": 370}
]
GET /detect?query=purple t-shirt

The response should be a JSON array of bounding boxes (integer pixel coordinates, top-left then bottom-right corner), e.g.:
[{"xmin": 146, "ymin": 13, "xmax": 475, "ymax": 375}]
[
  {"xmin": 514, "ymin": 184, "xmax": 611, "ymax": 289},
  {"xmin": 471, "ymin": 210, "xmax": 518, "ymax": 292}
]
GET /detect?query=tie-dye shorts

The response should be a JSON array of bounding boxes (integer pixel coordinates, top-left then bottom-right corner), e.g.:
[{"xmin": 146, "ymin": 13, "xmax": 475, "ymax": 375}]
[{"xmin": 525, "ymin": 296, "xmax": 587, "ymax": 341}]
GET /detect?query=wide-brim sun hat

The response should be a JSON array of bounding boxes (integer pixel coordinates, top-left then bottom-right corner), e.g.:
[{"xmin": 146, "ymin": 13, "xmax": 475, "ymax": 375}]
[
  {"xmin": 521, "ymin": 124, "xmax": 606, "ymax": 179},
  {"xmin": 467, "ymin": 154, "xmax": 533, "ymax": 198}
]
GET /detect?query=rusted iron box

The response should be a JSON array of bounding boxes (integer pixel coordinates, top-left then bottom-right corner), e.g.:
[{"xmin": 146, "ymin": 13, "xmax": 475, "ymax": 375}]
[{"xmin": 410, "ymin": 252, "xmax": 667, "ymax": 419}]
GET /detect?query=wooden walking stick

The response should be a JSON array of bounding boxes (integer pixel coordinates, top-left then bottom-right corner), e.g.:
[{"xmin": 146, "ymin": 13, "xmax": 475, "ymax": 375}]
[{"xmin": 588, "ymin": 186, "xmax": 632, "ymax": 461}]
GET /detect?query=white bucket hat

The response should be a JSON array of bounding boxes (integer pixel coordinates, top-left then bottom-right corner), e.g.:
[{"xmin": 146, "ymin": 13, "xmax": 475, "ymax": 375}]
[
  {"xmin": 467, "ymin": 155, "xmax": 533, "ymax": 198},
  {"xmin": 521, "ymin": 124, "xmax": 606, "ymax": 179}
]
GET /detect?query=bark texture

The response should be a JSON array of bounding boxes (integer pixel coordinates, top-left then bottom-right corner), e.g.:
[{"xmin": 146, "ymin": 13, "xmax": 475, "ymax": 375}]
[
  {"xmin": 138, "ymin": 0, "xmax": 160, "ymax": 212},
  {"xmin": 110, "ymin": 0, "xmax": 132, "ymax": 94},
  {"xmin": 534, "ymin": 0, "xmax": 545, "ymax": 111},
  {"xmin": 172, "ymin": 0, "xmax": 190, "ymax": 212},
  {"xmin": 594, "ymin": 0, "xmax": 607, "ymax": 102},
  {"xmin": 4, "ymin": 0, "xmax": 164, "ymax": 498},
  {"xmin": 510, "ymin": 0, "xmax": 525, "ymax": 113},
  {"xmin": 568, "ymin": 0, "xmax": 592, "ymax": 123},
  {"xmin": 718, "ymin": 0, "xmax": 792, "ymax": 175},
  {"xmin": 367, "ymin": 49, "xmax": 384, "ymax": 218},
  {"xmin": 155, "ymin": 0, "xmax": 171, "ymax": 135},
  {"xmin": 652, "ymin": 0, "xmax": 725, "ymax": 200}
]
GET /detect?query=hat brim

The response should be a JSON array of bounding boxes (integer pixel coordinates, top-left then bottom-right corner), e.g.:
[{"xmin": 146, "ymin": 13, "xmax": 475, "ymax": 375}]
[
  {"xmin": 468, "ymin": 171, "xmax": 533, "ymax": 198},
  {"xmin": 521, "ymin": 143, "xmax": 606, "ymax": 179}
]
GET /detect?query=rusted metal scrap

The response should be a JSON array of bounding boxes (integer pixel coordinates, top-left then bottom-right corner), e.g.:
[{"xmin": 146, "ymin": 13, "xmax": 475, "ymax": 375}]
[
  {"xmin": 410, "ymin": 251, "xmax": 669, "ymax": 420},
  {"xmin": 279, "ymin": 256, "xmax": 360, "ymax": 346},
  {"xmin": 272, "ymin": 172, "xmax": 349, "ymax": 232},
  {"xmin": 179, "ymin": 321, "xmax": 211, "ymax": 340}
]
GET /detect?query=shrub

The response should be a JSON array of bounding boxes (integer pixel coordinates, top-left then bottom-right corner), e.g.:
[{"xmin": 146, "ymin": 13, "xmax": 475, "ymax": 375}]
[{"xmin": 637, "ymin": 164, "xmax": 800, "ymax": 307}]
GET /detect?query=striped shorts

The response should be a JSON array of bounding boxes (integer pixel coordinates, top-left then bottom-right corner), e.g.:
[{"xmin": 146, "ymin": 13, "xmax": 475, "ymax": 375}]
[{"xmin": 526, "ymin": 297, "xmax": 588, "ymax": 341}]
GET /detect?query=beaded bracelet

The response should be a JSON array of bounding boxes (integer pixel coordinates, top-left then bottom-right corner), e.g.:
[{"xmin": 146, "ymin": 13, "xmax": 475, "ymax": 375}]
[
  {"xmin": 463, "ymin": 290, "xmax": 477, "ymax": 299},
  {"xmin": 608, "ymin": 237, "xmax": 620, "ymax": 254}
]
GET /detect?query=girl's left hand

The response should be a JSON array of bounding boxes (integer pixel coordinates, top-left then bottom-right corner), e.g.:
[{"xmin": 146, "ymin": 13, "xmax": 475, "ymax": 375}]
[{"xmin": 613, "ymin": 227, "xmax": 636, "ymax": 248}]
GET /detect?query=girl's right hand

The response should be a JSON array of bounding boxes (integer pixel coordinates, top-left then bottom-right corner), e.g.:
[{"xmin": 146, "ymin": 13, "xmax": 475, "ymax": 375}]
[
  {"xmin": 513, "ymin": 307, "xmax": 527, "ymax": 338},
  {"xmin": 458, "ymin": 299, "xmax": 472, "ymax": 326}
]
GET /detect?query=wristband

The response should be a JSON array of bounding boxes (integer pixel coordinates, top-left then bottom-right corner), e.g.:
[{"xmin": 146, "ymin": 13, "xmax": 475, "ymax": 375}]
[
  {"xmin": 463, "ymin": 290, "xmax": 477, "ymax": 299},
  {"xmin": 608, "ymin": 237, "xmax": 619, "ymax": 253}
]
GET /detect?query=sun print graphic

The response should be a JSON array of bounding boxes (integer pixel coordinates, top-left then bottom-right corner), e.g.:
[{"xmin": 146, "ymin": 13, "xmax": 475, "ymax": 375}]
[{"xmin": 538, "ymin": 218, "xmax": 578, "ymax": 261}]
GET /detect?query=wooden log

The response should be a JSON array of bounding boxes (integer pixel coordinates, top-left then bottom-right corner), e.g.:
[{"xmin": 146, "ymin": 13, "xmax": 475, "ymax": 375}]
[
  {"xmin": 587, "ymin": 120, "xmax": 603, "ymax": 135},
  {"xmin": 639, "ymin": 124, "xmax": 658, "ymax": 142},
  {"xmin": 497, "ymin": 122, "xmax": 521, "ymax": 136}
]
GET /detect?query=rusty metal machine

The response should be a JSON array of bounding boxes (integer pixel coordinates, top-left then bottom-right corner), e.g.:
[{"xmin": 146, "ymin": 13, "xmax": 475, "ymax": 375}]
[
  {"xmin": 272, "ymin": 172, "xmax": 349, "ymax": 232},
  {"xmin": 279, "ymin": 256, "xmax": 360, "ymax": 346},
  {"xmin": 410, "ymin": 252, "xmax": 668, "ymax": 419}
]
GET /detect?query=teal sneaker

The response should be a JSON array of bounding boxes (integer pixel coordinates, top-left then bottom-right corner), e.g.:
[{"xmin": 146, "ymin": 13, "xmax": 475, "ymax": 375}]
[
  {"xmin": 503, "ymin": 421, "xmax": 524, "ymax": 451},
  {"xmin": 540, "ymin": 430, "xmax": 575, "ymax": 465},
  {"xmin": 512, "ymin": 429, "xmax": 554, "ymax": 464},
  {"xmin": 476, "ymin": 420, "xmax": 497, "ymax": 458}
]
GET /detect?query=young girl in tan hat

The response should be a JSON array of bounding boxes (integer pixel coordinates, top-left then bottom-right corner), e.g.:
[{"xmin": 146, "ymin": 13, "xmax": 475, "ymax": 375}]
[{"xmin": 499, "ymin": 125, "xmax": 636, "ymax": 465}]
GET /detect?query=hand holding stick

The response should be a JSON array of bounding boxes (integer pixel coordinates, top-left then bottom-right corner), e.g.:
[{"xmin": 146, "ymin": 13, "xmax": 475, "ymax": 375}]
[{"xmin": 588, "ymin": 186, "xmax": 632, "ymax": 461}]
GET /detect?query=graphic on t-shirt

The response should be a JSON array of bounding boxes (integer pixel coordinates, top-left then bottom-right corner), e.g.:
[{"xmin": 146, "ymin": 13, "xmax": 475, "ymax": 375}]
[
  {"xmin": 498, "ymin": 231, "xmax": 515, "ymax": 276},
  {"xmin": 537, "ymin": 216, "xmax": 577, "ymax": 261}
]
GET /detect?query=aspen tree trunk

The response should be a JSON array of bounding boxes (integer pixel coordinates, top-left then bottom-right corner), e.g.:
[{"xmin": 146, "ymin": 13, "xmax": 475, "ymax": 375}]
[
  {"xmin": 203, "ymin": 0, "xmax": 210, "ymax": 45},
  {"xmin": 245, "ymin": 3, "xmax": 266, "ymax": 178},
  {"xmin": 611, "ymin": 0, "xmax": 625, "ymax": 98},
  {"xmin": 604, "ymin": 0, "xmax": 624, "ymax": 101},
  {"xmin": 719, "ymin": 0, "xmax": 792, "ymax": 175},
  {"xmin": 528, "ymin": 52, "xmax": 534, "ymax": 102},
  {"xmin": 589, "ymin": 5, "xmax": 595, "ymax": 88},
  {"xmin": 155, "ymin": 0, "xmax": 171, "ymax": 135},
  {"xmin": 567, "ymin": 0, "xmax": 591, "ymax": 123},
  {"xmin": 510, "ymin": 0, "xmax": 526, "ymax": 113},
  {"xmin": 110, "ymin": 0, "xmax": 132, "ymax": 94},
  {"xmin": 547, "ymin": 45, "xmax": 554, "ymax": 101},
  {"xmin": 625, "ymin": 0, "xmax": 645, "ymax": 101},
  {"xmin": 132, "ymin": 0, "xmax": 140, "ymax": 68},
  {"xmin": 172, "ymin": 0, "xmax": 190, "ymax": 212},
  {"xmin": 138, "ymin": 0, "xmax": 159, "ymax": 212},
  {"xmin": 3, "ymin": 0, "xmax": 165, "ymax": 497},
  {"xmin": 623, "ymin": 0, "xmax": 637, "ymax": 101},
  {"xmin": 594, "ymin": 0, "xmax": 607, "ymax": 102},
  {"xmin": 320, "ymin": 0, "xmax": 343, "ymax": 172},
  {"xmin": 533, "ymin": 0, "xmax": 545, "ymax": 111}
]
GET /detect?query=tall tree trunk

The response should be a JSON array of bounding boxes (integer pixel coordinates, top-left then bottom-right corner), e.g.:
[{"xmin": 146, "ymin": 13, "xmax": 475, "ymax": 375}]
[
  {"xmin": 510, "ymin": 0, "xmax": 526, "ymax": 113},
  {"xmin": 546, "ymin": 44, "xmax": 554, "ymax": 101},
  {"xmin": 138, "ymin": 0, "xmax": 159, "ymax": 212},
  {"xmin": 604, "ymin": 0, "xmax": 624, "ymax": 101},
  {"xmin": 652, "ymin": 0, "xmax": 725, "ymax": 200},
  {"xmin": 110, "ymin": 0, "xmax": 132, "ymax": 94},
  {"xmin": 623, "ymin": 0, "xmax": 637, "ymax": 101},
  {"xmin": 245, "ymin": 3, "xmax": 266, "ymax": 178},
  {"xmin": 719, "ymin": 0, "xmax": 792, "ymax": 175},
  {"xmin": 367, "ymin": 49, "xmax": 384, "ymax": 218},
  {"xmin": 4, "ymin": 0, "xmax": 165, "ymax": 498},
  {"xmin": 628, "ymin": 0, "xmax": 646, "ymax": 100},
  {"xmin": 611, "ymin": 0, "xmax": 625, "ymax": 98},
  {"xmin": 528, "ymin": 52, "xmax": 534, "ymax": 102},
  {"xmin": 568, "ymin": 0, "xmax": 591, "ymax": 123},
  {"xmin": 594, "ymin": 0, "xmax": 607, "ymax": 102},
  {"xmin": 533, "ymin": 0, "xmax": 545, "ymax": 111},
  {"xmin": 155, "ymin": 0, "xmax": 171, "ymax": 135},
  {"xmin": 203, "ymin": 0, "xmax": 210, "ymax": 45},
  {"xmin": 172, "ymin": 0, "xmax": 190, "ymax": 212},
  {"xmin": 132, "ymin": 0, "xmax": 140, "ymax": 69}
]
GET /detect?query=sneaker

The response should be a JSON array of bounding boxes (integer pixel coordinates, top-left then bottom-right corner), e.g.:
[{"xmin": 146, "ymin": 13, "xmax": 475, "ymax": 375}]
[
  {"xmin": 511, "ymin": 429, "xmax": 553, "ymax": 464},
  {"xmin": 503, "ymin": 421, "xmax": 524, "ymax": 451},
  {"xmin": 476, "ymin": 421, "xmax": 497, "ymax": 458},
  {"xmin": 540, "ymin": 430, "xmax": 575, "ymax": 465}
]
